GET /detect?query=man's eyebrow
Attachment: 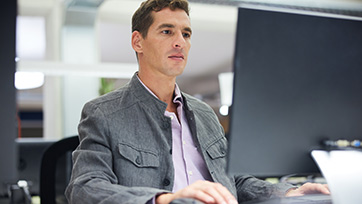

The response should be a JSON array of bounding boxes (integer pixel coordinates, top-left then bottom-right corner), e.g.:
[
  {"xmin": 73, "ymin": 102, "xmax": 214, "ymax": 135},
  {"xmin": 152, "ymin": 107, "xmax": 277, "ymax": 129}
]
[
  {"xmin": 157, "ymin": 23, "xmax": 175, "ymax": 30},
  {"xmin": 157, "ymin": 23, "xmax": 192, "ymax": 34},
  {"xmin": 184, "ymin": 27, "xmax": 192, "ymax": 34}
]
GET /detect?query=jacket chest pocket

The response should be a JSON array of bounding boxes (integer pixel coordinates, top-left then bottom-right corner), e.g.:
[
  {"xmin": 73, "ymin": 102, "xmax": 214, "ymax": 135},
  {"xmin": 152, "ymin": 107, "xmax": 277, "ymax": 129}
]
[
  {"xmin": 206, "ymin": 137, "xmax": 227, "ymax": 160},
  {"xmin": 205, "ymin": 137, "xmax": 228, "ymax": 173},
  {"xmin": 118, "ymin": 143, "xmax": 159, "ymax": 168}
]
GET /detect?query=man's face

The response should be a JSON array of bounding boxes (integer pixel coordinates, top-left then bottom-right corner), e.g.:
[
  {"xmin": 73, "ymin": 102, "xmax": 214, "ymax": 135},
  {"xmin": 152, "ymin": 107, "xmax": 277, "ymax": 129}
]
[{"xmin": 137, "ymin": 7, "xmax": 192, "ymax": 78}]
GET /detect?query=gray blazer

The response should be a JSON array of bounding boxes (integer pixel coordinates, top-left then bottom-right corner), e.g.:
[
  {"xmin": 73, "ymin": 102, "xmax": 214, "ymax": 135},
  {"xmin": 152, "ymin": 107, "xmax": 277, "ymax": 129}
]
[{"xmin": 65, "ymin": 73, "xmax": 293, "ymax": 204}]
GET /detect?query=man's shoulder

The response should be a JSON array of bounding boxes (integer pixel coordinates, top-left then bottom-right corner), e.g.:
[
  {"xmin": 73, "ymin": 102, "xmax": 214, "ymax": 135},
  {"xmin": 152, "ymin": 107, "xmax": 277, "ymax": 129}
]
[
  {"xmin": 182, "ymin": 92, "xmax": 214, "ymax": 113},
  {"xmin": 84, "ymin": 84, "xmax": 136, "ymax": 112}
]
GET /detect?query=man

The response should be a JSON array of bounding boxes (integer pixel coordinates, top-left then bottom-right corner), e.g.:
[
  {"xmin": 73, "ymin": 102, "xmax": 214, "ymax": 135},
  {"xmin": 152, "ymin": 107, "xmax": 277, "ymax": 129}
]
[{"xmin": 65, "ymin": 0, "xmax": 329, "ymax": 203}]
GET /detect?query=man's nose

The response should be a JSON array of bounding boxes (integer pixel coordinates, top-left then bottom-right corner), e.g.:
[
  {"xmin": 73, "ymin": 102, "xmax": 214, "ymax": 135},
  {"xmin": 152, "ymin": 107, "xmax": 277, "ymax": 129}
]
[{"xmin": 173, "ymin": 31, "xmax": 186, "ymax": 48}]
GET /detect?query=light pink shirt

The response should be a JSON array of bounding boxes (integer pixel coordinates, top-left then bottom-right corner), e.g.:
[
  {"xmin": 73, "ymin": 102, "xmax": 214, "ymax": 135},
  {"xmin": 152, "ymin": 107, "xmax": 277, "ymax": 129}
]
[{"xmin": 137, "ymin": 76, "xmax": 212, "ymax": 193}]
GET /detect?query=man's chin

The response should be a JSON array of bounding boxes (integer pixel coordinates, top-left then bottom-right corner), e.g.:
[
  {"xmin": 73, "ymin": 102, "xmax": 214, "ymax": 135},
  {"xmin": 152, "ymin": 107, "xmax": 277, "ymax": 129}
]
[{"xmin": 166, "ymin": 67, "xmax": 186, "ymax": 77}]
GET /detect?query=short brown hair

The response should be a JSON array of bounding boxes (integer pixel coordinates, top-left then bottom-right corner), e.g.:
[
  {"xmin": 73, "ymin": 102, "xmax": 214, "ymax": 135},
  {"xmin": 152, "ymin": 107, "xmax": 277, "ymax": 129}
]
[{"xmin": 132, "ymin": 0, "xmax": 190, "ymax": 39}]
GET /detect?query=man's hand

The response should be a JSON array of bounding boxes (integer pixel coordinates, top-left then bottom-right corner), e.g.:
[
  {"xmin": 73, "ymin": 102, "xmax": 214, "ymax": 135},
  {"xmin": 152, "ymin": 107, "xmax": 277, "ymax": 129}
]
[
  {"xmin": 156, "ymin": 180, "xmax": 238, "ymax": 204},
  {"xmin": 285, "ymin": 182, "xmax": 330, "ymax": 197}
]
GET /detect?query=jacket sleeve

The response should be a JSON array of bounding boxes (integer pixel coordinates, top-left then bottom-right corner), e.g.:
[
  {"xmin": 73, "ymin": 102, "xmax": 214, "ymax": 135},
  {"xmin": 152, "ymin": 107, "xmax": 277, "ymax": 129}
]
[
  {"xmin": 65, "ymin": 101, "xmax": 168, "ymax": 204},
  {"xmin": 234, "ymin": 174, "xmax": 294, "ymax": 203}
]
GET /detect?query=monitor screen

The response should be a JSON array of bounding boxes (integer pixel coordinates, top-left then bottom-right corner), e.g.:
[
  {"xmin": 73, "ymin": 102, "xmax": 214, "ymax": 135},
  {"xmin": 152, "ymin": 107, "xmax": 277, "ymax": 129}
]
[
  {"xmin": 227, "ymin": 6, "xmax": 362, "ymax": 177},
  {"xmin": 17, "ymin": 139, "xmax": 55, "ymax": 195},
  {"xmin": 0, "ymin": 0, "xmax": 17, "ymax": 198}
]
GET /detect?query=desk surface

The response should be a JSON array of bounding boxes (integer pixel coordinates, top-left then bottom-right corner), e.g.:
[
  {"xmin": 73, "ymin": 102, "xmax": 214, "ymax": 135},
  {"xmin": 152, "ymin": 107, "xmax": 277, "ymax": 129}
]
[
  {"xmin": 242, "ymin": 194, "xmax": 332, "ymax": 204},
  {"xmin": 0, "ymin": 197, "xmax": 9, "ymax": 204}
]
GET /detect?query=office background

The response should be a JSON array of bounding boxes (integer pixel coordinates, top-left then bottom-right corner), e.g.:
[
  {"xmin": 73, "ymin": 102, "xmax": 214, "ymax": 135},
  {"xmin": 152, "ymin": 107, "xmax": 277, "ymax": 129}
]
[
  {"xmin": 15, "ymin": 0, "xmax": 362, "ymax": 141},
  {"xmin": 2, "ymin": 0, "xmax": 362, "ymax": 202}
]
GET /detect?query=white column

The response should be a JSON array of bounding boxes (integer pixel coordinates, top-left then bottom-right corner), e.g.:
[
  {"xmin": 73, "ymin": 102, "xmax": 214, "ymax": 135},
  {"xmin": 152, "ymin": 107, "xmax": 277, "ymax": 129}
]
[
  {"xmin": 43, "ymin": 76, "xmax": 63, "ymax": 139},
  {"xmin": 42, "ymin": 0, "xmax": 63, "ymax": 140},
  {"xmin": 61, "ymin": 25, "xmax": 100, "ymax": 138}
]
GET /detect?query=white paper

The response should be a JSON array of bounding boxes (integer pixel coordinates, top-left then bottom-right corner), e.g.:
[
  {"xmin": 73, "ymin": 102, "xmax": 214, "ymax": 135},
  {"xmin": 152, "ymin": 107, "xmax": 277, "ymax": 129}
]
[{"xmin": 311, "ymin": 150, "xmax": 362, "ymax": 204}]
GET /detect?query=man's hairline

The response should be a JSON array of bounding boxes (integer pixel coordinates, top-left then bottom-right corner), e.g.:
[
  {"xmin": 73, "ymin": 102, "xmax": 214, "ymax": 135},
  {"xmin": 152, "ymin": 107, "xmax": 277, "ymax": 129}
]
[{"xmin": 141, "ymin": 7, "xmax": 191, "ymax": 40}]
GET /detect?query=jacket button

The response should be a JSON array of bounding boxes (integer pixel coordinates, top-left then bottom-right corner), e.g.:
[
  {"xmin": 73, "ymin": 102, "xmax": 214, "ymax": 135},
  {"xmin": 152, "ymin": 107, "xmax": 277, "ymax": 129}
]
[
  {"xmin": 220, "ymin": 148, "xmax": 226, "ymax": 155},
  {"xmin": 163, "ymin": 178, "xmax": 170, "ymax": 186},
  {"xmin": 169, "ymin": 148, "xmax": 172, "ymax": 154},
  {"xmin": 135, "ymin": 156, "xmax": 141, "ymax": 165},
  {"xmin": 162, "ymin": 122, "xmax": 170, "ymax": 129}
]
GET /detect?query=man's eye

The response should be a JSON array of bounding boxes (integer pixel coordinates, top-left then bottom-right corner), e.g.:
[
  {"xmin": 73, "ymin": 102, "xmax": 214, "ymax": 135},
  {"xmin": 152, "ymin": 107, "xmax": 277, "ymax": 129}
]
[
  {"xmin": 183, "ymin": 33, "xmax": 191, "ymax": 38},
  {"xmin": 162, "ymin": 30, "xmax": 171, "ymax": 34}
]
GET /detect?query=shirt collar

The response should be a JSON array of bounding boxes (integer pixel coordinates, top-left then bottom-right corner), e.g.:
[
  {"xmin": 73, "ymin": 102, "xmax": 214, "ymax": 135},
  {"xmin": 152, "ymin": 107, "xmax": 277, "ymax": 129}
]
[
  {"xmin": 136, "ymin": 73, "xmax": 183, "ymax": 104},
  {"xmin": 173, "ymin": 84, "xmax": 183, "ymax": 104}
]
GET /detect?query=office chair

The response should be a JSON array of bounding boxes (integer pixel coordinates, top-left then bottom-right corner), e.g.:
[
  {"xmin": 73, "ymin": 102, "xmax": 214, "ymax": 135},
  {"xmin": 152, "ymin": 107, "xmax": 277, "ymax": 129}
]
[{"xmin": 40, "ymin": 136, "xmax": 79, "ymax": 204}]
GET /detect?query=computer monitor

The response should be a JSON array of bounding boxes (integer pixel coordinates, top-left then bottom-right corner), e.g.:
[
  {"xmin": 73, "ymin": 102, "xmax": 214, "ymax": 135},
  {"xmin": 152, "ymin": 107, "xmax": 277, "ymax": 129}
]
[
  {"xmin": 227, "ymin": 5, "xmax": 362, "ymax": 178},
  {"xmin": 0, "ymin": 0, "xmax": 17, "ymax": 198},
  {"xmin": 17, "ymin": 138, "xmax": 55, "ymax": 195},
  {"xmin": 17, "ymin": 138, "xmax": 72, "ymax": 202}
]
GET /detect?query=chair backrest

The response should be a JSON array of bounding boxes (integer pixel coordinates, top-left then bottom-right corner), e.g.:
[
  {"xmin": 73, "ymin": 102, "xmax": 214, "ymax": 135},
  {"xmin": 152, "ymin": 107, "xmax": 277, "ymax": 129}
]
[{"xmin": 40, "ymin": 136, "xmax": 79, "ymax": 204}]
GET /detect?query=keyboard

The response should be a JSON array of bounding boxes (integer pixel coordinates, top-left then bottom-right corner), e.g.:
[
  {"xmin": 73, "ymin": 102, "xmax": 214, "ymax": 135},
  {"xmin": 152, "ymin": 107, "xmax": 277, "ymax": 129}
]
[
  {"xmin": 170, "ymin": 194, "xmax": 332, "ymax": 204},
  {"xmin": 241, "ymin": 194, "xmax": 332, "ymax": 204}
]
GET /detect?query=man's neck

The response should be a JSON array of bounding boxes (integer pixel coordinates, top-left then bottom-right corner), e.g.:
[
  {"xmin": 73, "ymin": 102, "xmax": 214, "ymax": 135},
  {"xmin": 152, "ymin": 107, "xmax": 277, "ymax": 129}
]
[{"xmin": 137, "ymin": 70, "xmax": 178, "ymax": 113}]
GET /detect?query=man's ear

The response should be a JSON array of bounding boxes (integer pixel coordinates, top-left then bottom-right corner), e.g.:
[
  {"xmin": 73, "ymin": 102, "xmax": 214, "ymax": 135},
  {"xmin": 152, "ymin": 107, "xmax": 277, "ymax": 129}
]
[{"xmin": 131, "ymin": 31, "xmax": 143, "ymax": 53}]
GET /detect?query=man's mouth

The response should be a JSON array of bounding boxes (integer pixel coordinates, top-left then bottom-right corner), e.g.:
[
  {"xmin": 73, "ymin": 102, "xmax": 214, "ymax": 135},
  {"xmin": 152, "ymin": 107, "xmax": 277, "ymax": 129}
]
[{"xmin": 168, "ymin": 54, "xmax": 184, "ymax": 60}]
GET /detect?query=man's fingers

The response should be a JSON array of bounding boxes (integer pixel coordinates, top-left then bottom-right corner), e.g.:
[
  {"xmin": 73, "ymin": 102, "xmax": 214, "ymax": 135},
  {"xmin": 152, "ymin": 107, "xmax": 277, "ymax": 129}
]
[
  {"xmin": 191, "ymin": 190, "xmax": 216, "ymax": 203},
  {"xmin": 192, "ymin": 181, "xmax": 237, "ymax": 204},
  {"xmin": 174, "ymin": 180, "xmax": 238, "ymax": 204},
  {"xmin": 212, "ymin": 182, "xmax": 238, "ymax": 204},
  {"xmin": 286, "ymin": 182, "xmax": 330, "ymax": 197},
  {"xmin": 174, "ymin": 183, "xmax": 216, "ymax": 204},
  {"xmin": 201, "ymin": 184, "xmax": 228, "ymax": 204},
  {"xmin": 317, "ymin": 184, "xmax": 331, "ymax": 194},
  {"xmin": 322, "ymin": 184, "xmax": 330, "ymax": 194},
  {"xmin": 301, "ymin": 183, "xmax": 330, "ymax": 194}
]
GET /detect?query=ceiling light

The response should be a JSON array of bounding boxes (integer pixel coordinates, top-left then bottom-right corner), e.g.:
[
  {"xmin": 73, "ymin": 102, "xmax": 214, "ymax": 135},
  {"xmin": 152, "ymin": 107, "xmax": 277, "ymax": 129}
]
[{"xmin": 15, "ymin": 71, "xmax": 45, "ymax": 90}]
